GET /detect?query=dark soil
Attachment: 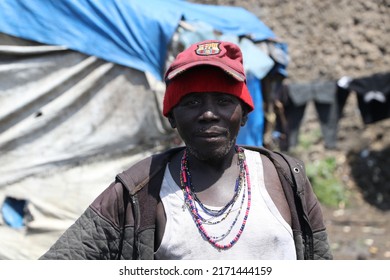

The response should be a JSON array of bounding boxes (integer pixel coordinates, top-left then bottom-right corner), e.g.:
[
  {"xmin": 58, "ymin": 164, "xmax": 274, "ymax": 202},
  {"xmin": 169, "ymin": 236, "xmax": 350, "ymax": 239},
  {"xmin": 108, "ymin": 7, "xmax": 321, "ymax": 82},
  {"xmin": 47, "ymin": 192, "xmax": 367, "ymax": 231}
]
[{"xmin": 294, "ymin": 94, "xmax": 390, "ymax": 260}]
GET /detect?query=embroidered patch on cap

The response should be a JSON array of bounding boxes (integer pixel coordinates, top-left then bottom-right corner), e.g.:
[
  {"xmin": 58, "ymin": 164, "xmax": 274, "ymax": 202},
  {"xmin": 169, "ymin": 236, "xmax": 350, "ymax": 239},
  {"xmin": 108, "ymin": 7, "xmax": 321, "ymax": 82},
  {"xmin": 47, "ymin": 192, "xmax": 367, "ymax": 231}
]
[{"xmin": 195, "ymin": 42, "xmax": 221, "ymax": 56}]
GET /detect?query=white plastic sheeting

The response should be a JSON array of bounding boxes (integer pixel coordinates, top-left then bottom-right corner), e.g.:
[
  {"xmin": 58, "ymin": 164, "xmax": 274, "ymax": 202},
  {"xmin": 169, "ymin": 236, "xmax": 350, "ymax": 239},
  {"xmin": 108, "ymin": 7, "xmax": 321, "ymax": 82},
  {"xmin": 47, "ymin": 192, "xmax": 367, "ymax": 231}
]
[{"xmin": 0, "ymin": 33, "xmax": 173, "ymax": 259}]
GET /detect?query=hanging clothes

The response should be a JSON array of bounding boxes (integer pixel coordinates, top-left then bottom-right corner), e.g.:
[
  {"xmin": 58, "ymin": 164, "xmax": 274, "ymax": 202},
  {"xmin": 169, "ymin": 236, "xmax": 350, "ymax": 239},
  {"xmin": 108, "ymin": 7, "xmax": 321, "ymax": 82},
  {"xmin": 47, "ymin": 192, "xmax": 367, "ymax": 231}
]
[{"xmin": 348, "ymin": 72, "xmax": 390, "ymax": 124}]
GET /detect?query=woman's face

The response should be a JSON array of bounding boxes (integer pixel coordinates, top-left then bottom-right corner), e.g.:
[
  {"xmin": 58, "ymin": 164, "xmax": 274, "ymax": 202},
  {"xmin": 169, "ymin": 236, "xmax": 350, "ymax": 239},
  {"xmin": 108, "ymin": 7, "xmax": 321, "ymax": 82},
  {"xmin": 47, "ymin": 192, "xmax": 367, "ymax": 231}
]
[{"xmin": 169, "ymin": 92, "xmax": 248, "ymax": 161}]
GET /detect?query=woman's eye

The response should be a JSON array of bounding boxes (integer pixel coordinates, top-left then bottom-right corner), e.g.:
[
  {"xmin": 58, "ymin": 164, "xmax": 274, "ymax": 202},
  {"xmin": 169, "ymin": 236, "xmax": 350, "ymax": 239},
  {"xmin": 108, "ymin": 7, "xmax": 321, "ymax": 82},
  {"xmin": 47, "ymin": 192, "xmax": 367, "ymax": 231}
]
[
  {"xmin": 181, "ymin": 99, "xmax": 199, "ymax": 106},
  {"xmin": 218, "ymin": 97, "xmax": 233, "ymax": 104}
]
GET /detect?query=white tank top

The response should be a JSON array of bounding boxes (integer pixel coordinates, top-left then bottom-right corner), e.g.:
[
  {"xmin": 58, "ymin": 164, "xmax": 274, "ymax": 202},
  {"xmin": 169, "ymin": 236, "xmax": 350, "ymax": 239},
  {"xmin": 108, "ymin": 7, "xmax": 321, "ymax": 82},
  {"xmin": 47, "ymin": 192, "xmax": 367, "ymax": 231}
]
[{"xmin": 154, "ymin": 149, "xmax": 296, "ymax": 260}]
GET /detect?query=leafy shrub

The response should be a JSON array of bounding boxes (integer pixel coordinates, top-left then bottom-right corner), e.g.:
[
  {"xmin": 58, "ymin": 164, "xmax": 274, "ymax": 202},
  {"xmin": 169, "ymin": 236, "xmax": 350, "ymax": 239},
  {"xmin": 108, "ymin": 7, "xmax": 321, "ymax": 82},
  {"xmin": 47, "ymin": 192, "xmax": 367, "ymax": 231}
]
[{"xmin": 306, "ymin": 157, "xmax": 349, "ymax": 207}]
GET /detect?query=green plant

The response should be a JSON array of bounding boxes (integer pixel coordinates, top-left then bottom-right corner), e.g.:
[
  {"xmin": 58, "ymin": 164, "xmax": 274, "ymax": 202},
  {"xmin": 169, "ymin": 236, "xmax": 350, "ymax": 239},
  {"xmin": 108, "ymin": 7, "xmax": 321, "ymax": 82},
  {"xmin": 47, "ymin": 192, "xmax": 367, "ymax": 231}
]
[
  {"xmin": 306, "ymin": 157, "xmax": 349, "ymax": 207},
  {"xmin": 298, "ymin": 127, "xmax": 322, "ymax": 150}
]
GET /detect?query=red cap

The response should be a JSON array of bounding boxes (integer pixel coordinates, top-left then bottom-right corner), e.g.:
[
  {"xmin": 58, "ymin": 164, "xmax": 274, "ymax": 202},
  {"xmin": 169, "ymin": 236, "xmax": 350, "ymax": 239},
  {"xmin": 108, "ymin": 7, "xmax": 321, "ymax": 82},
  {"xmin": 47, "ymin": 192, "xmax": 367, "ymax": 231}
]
[
  {"xmin": 163, "ymin": 40, "xmax": 254, "ymax": 116},
  {"xmin": 165, "ymin": 40, "xmax": 246, "ymax": 82}
]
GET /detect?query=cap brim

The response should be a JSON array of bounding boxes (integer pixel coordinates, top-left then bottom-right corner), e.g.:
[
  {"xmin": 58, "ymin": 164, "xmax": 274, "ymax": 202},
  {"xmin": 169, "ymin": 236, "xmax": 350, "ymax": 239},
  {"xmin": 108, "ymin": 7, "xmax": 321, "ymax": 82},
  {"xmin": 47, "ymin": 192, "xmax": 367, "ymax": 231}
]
[{"xmin": 166, "ymin": 61, "xmax": 245, "ymax": 82}]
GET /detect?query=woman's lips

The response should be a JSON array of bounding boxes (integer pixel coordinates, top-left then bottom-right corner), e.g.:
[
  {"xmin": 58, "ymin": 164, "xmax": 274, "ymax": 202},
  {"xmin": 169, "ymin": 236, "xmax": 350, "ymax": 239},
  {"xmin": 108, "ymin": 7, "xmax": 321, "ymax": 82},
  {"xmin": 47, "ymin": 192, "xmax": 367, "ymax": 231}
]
[
  {"xmin": 197, "ymin": 132, "xmax": 221, "ymax": 137},
  {"xmin": 194, "ymin": 129, "xmax": 226, "ymax": 141}
]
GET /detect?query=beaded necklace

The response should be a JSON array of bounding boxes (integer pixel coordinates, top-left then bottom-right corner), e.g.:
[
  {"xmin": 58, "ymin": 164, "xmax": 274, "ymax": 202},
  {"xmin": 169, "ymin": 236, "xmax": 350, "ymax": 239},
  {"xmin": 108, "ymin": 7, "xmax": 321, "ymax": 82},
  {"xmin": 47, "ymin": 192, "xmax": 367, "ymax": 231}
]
[
  {"xmin": 180, "ymin": 146, "xmax": 252, "ymax": 250},
  {"xmin": 181, "ymin": 147, "xmax": 245, "ymax": 224}
]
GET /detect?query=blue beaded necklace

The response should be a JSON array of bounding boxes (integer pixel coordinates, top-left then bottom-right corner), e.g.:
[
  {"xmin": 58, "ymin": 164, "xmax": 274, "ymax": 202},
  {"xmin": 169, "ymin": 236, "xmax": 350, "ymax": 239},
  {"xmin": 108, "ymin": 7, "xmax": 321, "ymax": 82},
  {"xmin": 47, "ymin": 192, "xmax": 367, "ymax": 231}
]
[{"xmin": 180, "ymin": 145, "xmax": 252, "ymax": 250}]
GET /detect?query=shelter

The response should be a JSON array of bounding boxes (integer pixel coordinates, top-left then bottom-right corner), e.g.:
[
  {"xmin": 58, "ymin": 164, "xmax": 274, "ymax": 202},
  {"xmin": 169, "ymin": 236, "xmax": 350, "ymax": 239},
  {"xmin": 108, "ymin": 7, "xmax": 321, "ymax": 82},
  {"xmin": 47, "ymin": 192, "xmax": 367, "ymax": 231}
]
[{"xmin": 0, "ymin": 0, "xmax": 287, "ymax": 259}]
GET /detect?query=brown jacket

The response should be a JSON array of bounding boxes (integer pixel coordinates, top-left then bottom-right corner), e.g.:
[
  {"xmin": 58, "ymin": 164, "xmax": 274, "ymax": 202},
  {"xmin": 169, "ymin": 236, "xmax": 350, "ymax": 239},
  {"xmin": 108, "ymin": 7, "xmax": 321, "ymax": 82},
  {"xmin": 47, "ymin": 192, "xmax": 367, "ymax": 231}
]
[{"xmin": 40, "ymin": 146, "xmax": 332, "ymax": 260}]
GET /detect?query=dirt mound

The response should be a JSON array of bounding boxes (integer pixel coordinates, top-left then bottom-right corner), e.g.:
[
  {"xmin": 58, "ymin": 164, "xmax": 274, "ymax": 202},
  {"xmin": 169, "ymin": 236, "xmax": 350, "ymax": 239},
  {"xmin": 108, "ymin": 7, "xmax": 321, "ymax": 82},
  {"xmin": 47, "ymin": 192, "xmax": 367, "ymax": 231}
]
[{"xmin": 194, "ymin": 0, "xmax": 390, "ymax": 82}]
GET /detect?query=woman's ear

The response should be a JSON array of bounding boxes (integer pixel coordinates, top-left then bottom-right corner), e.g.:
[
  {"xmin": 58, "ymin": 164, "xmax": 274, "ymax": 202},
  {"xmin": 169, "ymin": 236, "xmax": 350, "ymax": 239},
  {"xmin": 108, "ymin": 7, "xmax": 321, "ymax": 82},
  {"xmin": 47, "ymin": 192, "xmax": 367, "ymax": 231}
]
[{"xmin": 168, "ymin": 113, "xmax": 177, "ymax": 128}]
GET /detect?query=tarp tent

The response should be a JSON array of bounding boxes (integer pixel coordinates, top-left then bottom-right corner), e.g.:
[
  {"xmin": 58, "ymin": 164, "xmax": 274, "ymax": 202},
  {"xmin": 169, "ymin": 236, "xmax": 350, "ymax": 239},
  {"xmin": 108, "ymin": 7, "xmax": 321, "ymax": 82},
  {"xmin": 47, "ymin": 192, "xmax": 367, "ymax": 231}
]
[
  {"xmin": 0, "ymin": 0, "xmax": 276, "ymax": 81},
  {"xmin": 0, "ymin": 0, "xmax": 285, "ymax": 259},
  {"xmin": 0, "ymin": 33, "xmax": 171, "ymax": 259}
]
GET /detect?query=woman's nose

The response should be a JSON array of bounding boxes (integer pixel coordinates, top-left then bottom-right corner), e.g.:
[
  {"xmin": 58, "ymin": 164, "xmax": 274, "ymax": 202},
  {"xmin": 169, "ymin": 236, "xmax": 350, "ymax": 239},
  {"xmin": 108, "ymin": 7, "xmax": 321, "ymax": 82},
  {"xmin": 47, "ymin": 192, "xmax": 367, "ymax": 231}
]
[{"xmin": 198, "ymin": 103, "xmax": 219, "ymax": 121}]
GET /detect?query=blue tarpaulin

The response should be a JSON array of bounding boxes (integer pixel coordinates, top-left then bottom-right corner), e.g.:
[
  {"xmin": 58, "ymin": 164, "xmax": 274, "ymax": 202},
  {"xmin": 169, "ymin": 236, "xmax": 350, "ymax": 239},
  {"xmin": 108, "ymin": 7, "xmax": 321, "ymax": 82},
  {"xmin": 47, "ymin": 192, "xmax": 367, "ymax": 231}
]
[
  {"xmin": 0, "ymin": 0, "xmax": 276, "ymax": 81},
  {"xmin": 1, "ymin": 197, "xmax": 27, "ymax": 229},
  {"xmin": 0, "ymin": 0, "xmax": 282, "ymax": 147},
  {"xmin": 236, "ymin": 73, "xmax": 265, "ymax": 146},
  {"xmin": 0, "ymin": 0, "xmax": 182, "ymax": 80}
]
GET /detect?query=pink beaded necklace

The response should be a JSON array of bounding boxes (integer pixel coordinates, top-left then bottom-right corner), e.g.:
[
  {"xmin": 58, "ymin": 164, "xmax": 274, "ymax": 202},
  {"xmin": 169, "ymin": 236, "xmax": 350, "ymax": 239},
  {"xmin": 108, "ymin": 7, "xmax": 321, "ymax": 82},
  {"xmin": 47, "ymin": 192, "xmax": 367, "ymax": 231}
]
[{"xmin": 180, "ymin": 146, "xmax": 252, "ymax": 250}]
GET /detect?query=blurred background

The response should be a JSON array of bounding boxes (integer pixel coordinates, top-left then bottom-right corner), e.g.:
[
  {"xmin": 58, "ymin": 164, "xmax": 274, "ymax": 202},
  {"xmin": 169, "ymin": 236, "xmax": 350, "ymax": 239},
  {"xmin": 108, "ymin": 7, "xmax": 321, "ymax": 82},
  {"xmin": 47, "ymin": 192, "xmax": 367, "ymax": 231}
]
[{"xmin": 0, "ymin": 0, "xmax": 389, "ymax": 259}]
